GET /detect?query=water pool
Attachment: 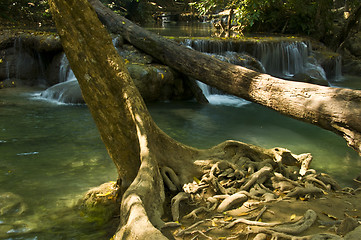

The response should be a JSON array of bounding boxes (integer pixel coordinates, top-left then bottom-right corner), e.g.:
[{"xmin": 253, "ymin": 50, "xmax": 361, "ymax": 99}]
[{"xmin": 1, "ymin": 84, "xmax": 361, "ymax": 239}]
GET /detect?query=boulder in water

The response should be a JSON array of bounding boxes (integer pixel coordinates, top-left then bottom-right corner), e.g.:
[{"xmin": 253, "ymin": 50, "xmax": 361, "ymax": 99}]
[
  {"xmin": 41, "ymin": 62, "xmax": 191, "ymax": 104},
  {"xmin": 223, "ymin": 51, "xmax": 266, "ymax": 73},
  {"xmin": 0, "ymin": 192, "xmax": 26, "ymax": 216},
  {"xmin": 128, "ymin": 63, "xmax": 189, "ymax": 102},
  {"xmin": 40, "ymin": 79, "xmax": 84, "ymax": 104}
]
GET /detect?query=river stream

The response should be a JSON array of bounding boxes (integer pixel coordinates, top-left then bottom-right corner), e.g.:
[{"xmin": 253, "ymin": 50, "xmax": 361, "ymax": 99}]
[{"xmin": 1, "ymin": 22, "xmax": 361, "ymax": 239}]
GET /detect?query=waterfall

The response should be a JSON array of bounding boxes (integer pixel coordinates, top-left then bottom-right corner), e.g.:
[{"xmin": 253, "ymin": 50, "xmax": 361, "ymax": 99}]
[
  {"xmin": 39, "ymin": 54, "xmax": 82, "ymax": 104},
  {"xmin": 5, "ymin": 61, "xmax": 10, "ymax": 80},
  {"xmin": 58, "ymin": 53, "xmax": 76, "ymax": 83},
  {"xmin": 183, "ymin": 39, "xmax": 234, "ymax": 54},
  {"xmin": 195, "ymin": 65, "xmax": 250, "ymax": 107},
  {"xmin": 253, "ymin": 41, "xmax": 308, "ymax": 78},
  {"xmin": 334, "ymin": 56, "xmax": 343, "ymax": 81},
  {"xmin": 183, "ymin": 38, "xmax": 331, "ymax": 105},
  {"xmin": 14, "ymin": 38, "xmax": 22, "ymax": 80},
  {"xmin": 35, "ymin": 52, "xmax": 48, "ymax": 87},
  {"xmin": 182, "ymin": 39, "xmax": 329, "ymax": 80},
  {"xmin": 197, "ymin": 81, "xmax": 249, "ymax": 107}
]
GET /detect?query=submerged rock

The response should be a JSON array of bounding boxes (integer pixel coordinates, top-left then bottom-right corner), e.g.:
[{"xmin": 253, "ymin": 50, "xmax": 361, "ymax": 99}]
[
  {"xmin": 0, "ymin": 47, "xmax": 44, "ymax": 86},
  {"xmin": 41, "ymin": 60, "xmax": 191, "ymax": 104},
  {"xmin": 80, "ymin": 182, "xmax": 119, "ymax": 225},
  {"xmin": 218, "ymin": 51, "xmax": 266, "ymax": 73},
  {"xmin": 0, "ymin": 192, "xmax": 26, "ymax": 216},
  {"xmin": 40, "ymin": 79, "xmax": 84, "ymax": 104}
]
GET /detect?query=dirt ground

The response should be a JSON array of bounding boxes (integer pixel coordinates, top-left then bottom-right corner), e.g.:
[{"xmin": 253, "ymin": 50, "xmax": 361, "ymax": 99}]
[{"xmin": 164, "ymin": 189, "xmax": 361, "ymax": 239}]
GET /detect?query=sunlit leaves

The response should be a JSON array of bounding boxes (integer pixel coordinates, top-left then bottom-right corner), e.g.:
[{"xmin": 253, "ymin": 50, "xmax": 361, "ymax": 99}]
[{"xmin": 191, "ymin": 0, "xmax": 336, "ymax": 37}]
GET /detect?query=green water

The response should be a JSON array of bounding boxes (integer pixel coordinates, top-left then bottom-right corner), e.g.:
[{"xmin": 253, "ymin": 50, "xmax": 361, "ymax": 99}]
[
  {"xmin": 145, "ymin": 22, "xmax": 214, "ymax": 37},
  {"xmin": 0, "ymin": 88, "xmax": 117, "ymax": 239},
  {"xmin": 1, "ymin": 80, "xmax": 361, "ymax": 239},
  {"xmin": 149, "ymin": 98, "xmax": 361, "ymax": 187}
]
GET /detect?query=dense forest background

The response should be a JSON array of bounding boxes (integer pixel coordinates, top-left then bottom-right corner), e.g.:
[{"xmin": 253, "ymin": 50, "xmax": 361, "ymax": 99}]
[{"xmin": 1, "ymin": 0, "xmax": 360, "ymax": 44}]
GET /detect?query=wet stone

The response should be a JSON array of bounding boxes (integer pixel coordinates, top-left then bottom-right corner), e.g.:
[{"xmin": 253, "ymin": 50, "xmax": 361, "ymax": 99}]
[{"xmin": 0, "ymin": 192, "xmax": 26, "ymax": 216}]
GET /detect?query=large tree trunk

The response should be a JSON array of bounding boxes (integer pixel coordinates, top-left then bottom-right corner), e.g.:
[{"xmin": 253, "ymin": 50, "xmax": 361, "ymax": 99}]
[
  {"xmin": 89, "ymin": 0, "xmax": 361, "ymax": 155},
  {"xmin": 48, "ymin": 0, "xmax": 202, "ymax": 238},
  {"xmin": 49, "ymin": 1, "xmax": 359, "ymax": 239},
  {"xmin": 49, "ymin": 1, "xmax": 292, "ymax": 239}
]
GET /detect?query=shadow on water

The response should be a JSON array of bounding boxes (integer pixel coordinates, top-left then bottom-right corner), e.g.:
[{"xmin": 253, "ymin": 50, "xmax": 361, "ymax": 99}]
[
  {"xmin": 2, "ymin": 23, "xmax": 361, "ymax": 239},
  {"xmin": 0, "ymin": 88, "xmax": 117, "ymax": 239},
  {"xmin": 2, "ymin": 81, "xmax": 361, "ymax": 239},
  {"xmin": 148, "ymin": 99, "xmax": 361, "ymax": 188}
]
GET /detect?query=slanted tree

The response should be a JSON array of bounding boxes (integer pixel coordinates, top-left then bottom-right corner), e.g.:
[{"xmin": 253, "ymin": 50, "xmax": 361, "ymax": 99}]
[
  {"xmin": 89, "ymin": 0, "xmax": 361, "ymax": 155},
  {"xmin": 49, "ymin": 0, "xmax": 330, "ymax": 239}
]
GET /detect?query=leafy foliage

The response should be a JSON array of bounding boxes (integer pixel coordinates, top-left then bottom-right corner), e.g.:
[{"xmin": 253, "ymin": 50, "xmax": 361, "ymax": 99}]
[
  {"xmin": 0, "ymin": 0, "xmax": 51, "ymax": 24},
  {"xmin": 191, "ymin": 0, "xmax": 337, "ymax": 39}
]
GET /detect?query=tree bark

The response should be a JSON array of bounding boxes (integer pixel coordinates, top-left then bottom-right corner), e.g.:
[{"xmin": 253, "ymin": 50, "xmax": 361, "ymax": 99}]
[
  {"xmin": 48, "ymin": 1, "xmax": 354, "ymax": 239},
  {"xmin": 49, "ymin": 0, "xmax": 203, "ymax": 238},
  {"xmin": 90, "ymin": 0, "xmax": 361, "ymax": 155}
]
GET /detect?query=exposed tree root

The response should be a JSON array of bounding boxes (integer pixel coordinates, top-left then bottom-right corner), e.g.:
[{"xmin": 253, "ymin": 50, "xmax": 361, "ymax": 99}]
[
  {"xmin": 272, "ymin": 209, "xmax": 317, "ymax": 234},
  {"xmin": 158, "ymin": 141, "xmax": 352, "ymax": 239},
  {"xmin": 161, "ymin": 166, "xmax": 181, "ymax": 192},
  {"xmin": 49, "ymin": 1, "xmax": 359, "ymax": 239},
  {"xmin": 225, "ymin": 216, "xmax": 281, "ymax": 228},
  {"xmin": 286, "ymin": 186, "xmax": 324, "ymax": 198},
  {"xmin": 217, "ymin": 192, "xmax": 248, "ymax": 212},
  {"xmin": 171, "ymin": 192, "xmax": 189, "ymax": 222},
  {"xmin": 254, "ymin": 229, "xmax": 343, "ymax": 240}
]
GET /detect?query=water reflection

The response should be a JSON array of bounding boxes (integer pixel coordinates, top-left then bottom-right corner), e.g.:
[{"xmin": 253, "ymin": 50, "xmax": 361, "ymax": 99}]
[
  {"xmin": 0, "ymin": 88, "xmax": 117, "ymax": 239},
  {"xmin": 145, "ymin": 21, "xmax": 214, "ymax": 37},
  {"xmin": 148, "ymin": 100, "xmax": 361, "ymax": 187},
  {"xmin": 1, "ymin": 84, "xmax": 361, "ymax": 239}
]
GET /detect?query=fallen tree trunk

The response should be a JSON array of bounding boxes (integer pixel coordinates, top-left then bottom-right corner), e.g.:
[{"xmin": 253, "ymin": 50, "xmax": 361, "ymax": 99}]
[
  {"xmin": 89, "ymin": 0, "xmax": 361, "ymax": 155},
  {"xmin": 49, "ymin": 1, "xmax": 356, "ymax": 239}
]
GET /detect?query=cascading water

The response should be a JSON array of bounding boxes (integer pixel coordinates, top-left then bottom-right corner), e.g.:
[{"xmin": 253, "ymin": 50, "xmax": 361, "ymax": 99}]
[
  {"xmin": 183, "ymin": 38, "xmax": 234, "ymax": 54},
  {"xmin": 39, "ymin": 54, "xmax": 82, "ymax": 104},
  {"xmin": 253, "ymin": 41, "xmax": 307, "ymax": 77},
  {"xmin": 333, "ymin": 55, "xmax": 343, "ymax": 81},
  {"xmin": 14, "ymin": 38, "xmax": 22, "ymax": 80},
  {"xmin": 196, "ymin": 80, "xmax": 249, "ymax": 107},
  {"xmin": 252, "ymin": 41, "xmax": 328, "ymax": 81},
  {"xmin": 183, "ymin": 38, "xmax": 332, "ymax": 104},
  {"xmin": 39, "ymin": 36, "xmax": 124, "ymax": 104},
  {"xmin": 5, "ymin": 60, "xmax": 10, "ymax": 80},
  {"xmin": 58, "ymin": 53, "xmax": 76, "ymax": 83},
  {"xmin": 35, "ymin": 52, "xmax": 48, "ymax": 87}
]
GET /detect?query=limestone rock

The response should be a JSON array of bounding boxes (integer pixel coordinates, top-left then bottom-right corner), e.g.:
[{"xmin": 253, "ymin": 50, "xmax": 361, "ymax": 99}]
[
  {"xmin": 0, "ymin": 47, "xmax": 43, "ymax": 85},
  {"xmin": 116, "ymin": 44, "xmax": 153, "ymax": 64},
  {"xmin": 0, "ymin": 192, "xmax": 26, "ymax": 216},
  {"xmin": 128, "ymin": 63, "xmax": 187, "ymax": 102},
  {"xmin": 40, "ymin": 79, "xmax": 84, "ymax": 104}
]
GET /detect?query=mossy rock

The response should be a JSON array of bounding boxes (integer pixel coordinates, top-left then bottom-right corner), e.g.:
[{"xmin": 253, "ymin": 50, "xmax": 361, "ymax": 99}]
[{"xmin": 80, "ymin": 182, "xmax": 119, "ymax": 225}]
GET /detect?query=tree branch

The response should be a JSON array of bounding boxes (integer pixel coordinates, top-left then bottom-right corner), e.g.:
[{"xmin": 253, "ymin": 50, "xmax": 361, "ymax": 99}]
[{"xmin": 89, "ymin": 0, "xmax": 361, "ymax": 155}]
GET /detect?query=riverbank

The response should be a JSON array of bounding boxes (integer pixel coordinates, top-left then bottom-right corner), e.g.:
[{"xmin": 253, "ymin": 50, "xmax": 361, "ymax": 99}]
[
  {"xmin": 1, "ymin": 14, "xmax": 361, "ymax": 240},
  {"xmin": 2, "ymin": 86, "xmax": 361, "ymax": 239}
]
